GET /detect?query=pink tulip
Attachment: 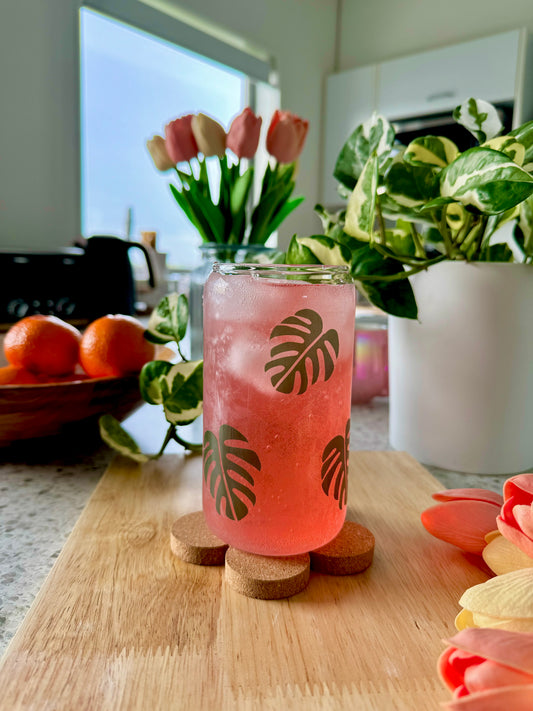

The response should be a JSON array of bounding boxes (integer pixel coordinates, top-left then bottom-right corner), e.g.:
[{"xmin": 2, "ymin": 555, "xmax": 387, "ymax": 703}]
[
  {"xmin": 497, "ymin": 474, "xmax": 533, "ymax": 558},
  {"xmin": 438, "ymin": 628, "xmax": 533, "ymax": 709},
  {"xmin": 226, "ymin": 107, "xmax": 262, "ymax": 159},
  {"xmin": 421, "ymin": 489, "xmax": 503, "ymax": 554},
  {"xmin": 164, "ymin": 115, "xmax": 198, "ymax": 164},
  {"xmin": 266, "ymin": 110, "xmax": 309, "ymax": 163}
]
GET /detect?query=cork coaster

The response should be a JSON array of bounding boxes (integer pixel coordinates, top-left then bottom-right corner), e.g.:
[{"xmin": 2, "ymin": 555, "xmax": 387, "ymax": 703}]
[
  {"xmin": 170, "ymin": 511, "xmax": 229, "ymax": 566},
  {"xmin": 225, "ymin": 548, "xmax": 310, "ymax": 599},
  {"xmin": 310, "ymin": 521, "xmax": 375, "ymax": 575}
]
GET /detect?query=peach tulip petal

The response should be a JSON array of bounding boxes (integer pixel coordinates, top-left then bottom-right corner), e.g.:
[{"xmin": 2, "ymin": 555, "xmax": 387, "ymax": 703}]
[
  {"xmin": 421, "ymin": 500, "xmax": 500, "ymax": 554},
  {"xmin": 472, "ymin": 613, "xmax": 533, "ymax": 633},
  {"xmin": 445, "ymin": 684, "xmax": 533, "ymax": 710},
  {"xmin": 191, "ymin": 113, "xmax": 226, "ymax": 158},
  {"xmin": 447, "ymin": 628, "xmax": 533, "ymax": 676},
  {"xmin": 460, "ymin": 569, "xmax": 533, "ymax": 618},
  {"xmin": 482, "ymin": 533, "xmax": 533, "ymax": 575},
  {"xmin": 456, "ymin": 609, "xmax": 476, "ymax": 630},
  {"xmin": 432, "ymin": 489, "xmax": 504, "ymax": 506}
]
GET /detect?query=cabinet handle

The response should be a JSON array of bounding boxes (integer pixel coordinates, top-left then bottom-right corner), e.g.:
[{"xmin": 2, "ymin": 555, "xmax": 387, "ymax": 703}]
[{"xmin": 426, "ymin": 90, "xmax": 457, "ymax": 102}]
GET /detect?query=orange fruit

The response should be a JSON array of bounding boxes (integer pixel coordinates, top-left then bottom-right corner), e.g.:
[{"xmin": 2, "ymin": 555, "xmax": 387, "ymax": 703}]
[
  {"xmin": 0, "ymin": 365, "xmax": 42, "ymax": 385},
  {"xmin": 3, "ymin": 315, "xmax": 82, "ymax": 376},
  {"xmin": 79, "ymin": 314, "xmax": 155, "ymax": 377}
]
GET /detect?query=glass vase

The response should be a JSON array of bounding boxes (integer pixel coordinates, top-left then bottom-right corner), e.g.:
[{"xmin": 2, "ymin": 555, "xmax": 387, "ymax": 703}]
[{"xmin": 188, "ymin": 243, "xmax": 279, "ymax": 359}]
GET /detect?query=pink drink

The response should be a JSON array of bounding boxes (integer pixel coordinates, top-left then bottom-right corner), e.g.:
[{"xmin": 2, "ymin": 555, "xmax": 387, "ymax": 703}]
[{"xmin": 202, "ymin": 264, "xmax": 356, "ymax": 556}]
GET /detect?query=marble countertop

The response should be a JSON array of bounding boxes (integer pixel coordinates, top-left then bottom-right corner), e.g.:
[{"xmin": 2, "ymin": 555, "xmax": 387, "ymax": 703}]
[{"xmin": 0, "ymin": 398, "xmax": 509, "ymax": 657}]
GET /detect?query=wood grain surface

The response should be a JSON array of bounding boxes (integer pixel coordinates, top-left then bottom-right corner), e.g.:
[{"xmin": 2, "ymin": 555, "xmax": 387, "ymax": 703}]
[{"xmin": 0, "ymin": 451, "xmax": 489, "ymax": 710}]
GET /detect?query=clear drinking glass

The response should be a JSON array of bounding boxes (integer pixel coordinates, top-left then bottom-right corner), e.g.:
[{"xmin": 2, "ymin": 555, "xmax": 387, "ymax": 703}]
[{"xmin": 202, "ymin": 264, "xmax": 356, "ymax": 556}]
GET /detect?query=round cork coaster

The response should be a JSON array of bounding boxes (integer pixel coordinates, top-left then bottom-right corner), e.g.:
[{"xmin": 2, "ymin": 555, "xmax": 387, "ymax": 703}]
[
  {"xmin": 170, "ymin": 511, "xmax": 229, "ymax": 566},
  {"xmin": 225, "ymin": 548, "xmax": 310, "ymax": 600},
  {"xmin": 310, "ymin": 521, "xmax": 375, "ymax": 575}
]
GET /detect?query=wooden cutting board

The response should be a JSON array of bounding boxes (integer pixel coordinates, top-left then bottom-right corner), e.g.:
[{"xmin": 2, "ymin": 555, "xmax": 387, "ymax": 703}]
[{"xmin": 0, "ymin": 451, "xmax": 489, "ymax": 710}]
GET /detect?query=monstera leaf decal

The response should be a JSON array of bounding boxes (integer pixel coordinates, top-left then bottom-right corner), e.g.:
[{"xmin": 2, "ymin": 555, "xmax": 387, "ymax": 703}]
[
  {"xmin": 321, "ymin": 419, "xmax": 350, "ymax": 509},
  {"xmin": 264, "ymin": 308, "xmax": 339, "ymax": 395},
  {"xmin": 203, "ymin": 425, "xmax": 260, "ymax": 521}
]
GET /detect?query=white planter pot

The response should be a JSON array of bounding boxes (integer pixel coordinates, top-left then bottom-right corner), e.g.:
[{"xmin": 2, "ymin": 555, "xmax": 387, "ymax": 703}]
[{"xmin": 389, "ymin": 262, "xmax": 533, "ymax": 474}]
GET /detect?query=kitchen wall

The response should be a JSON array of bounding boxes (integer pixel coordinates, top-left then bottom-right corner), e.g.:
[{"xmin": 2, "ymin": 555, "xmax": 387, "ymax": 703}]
[
  {"xmin": 1, "ymin": 0, "xmax": 532, "ymax": 254},
  {"xmin": 337, "ymin": 0, "xmax": 533, "ymax": 70},
  {"xmin": 0, "ymin": 0, "xmax": 337, "ymax": 254}
]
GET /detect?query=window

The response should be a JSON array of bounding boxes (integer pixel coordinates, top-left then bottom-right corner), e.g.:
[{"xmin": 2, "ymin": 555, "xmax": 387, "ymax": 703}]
[{"xmin": 80, "ymin": 4, "xmax": 276, "ymax": 270}]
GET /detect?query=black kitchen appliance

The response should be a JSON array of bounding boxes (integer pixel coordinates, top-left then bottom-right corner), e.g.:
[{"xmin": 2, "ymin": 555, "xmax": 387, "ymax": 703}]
[{"xmin": 0, "ymin": 236, "xmax": 155, "ymax": 328}]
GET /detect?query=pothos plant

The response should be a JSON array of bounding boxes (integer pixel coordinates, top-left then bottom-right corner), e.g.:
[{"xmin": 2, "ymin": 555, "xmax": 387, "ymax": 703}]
[
  {"xmin": 99, "ymin": 294, "xmax": 203, "ymax": 461},
  {"xmin": 287, "ymin": 98, "xmax": 533, "ymax": 319}
]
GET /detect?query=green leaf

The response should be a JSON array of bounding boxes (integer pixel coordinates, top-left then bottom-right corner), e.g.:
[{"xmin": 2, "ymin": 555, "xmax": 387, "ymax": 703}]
[
  {"xmin": 344, "ymin": 153, "xmax": 378, "ymax": 240},
  {"xmin": 248, "ymin": 180, "xmax": 294, "ymax": 244},
  {"xmin": 384, "ymin": 223, "xmax": 417, "ymax": 258},
  {"xmin": 266, "ymin": 195, "xmax": 305, "ymax": 235},
  {"xmin": 334, "ymin": 113, "xmax": 395, "ymax": 190},
  {"xmin": 296, "ymin": 235, "xmax": 352, "ymax": 265},
  {"xmin": 440, "ymin": 147, "xmax": 533, "ymax": 214},
  {"xmin": 140, "ymin": 360, "xmax": 203, "ymax": 424},
  {"xmin": 509, "ymin": 120, "xmax": 533, "ymax": 171},
  {"xmin": 350, "ymin": 247, "xmax": 418, "ymax": 319},
  {"xmin": 453, "ymin": 98, "xmax": 503, "ymax": 143},
  {"xmin": 286, "ymin": 235, "xmax": 321, "ymax": 265},
  {"xmin": 203, "ymin": 425, "xmax": 259, "ymax": 520},
  {"xmin": 229, "ymin": 166, "xmax": 254, "ymax": 243},
  {"xmin": 403, "ymin": 136, "xmax": 459, "ymax": 169},
  {"xmin": 483, "ymin": 136, "xmax": 525, "ymax": 165},
  {"xmin": 517, "ymin": 194, "xmax": 533, "ymax": 256},
  {"xmin": 145, "ymin": 293, "xmax": 188, "ymax": 345},
  {"xmin": 479, "ymin": 243, "xmax": 514, "ymax": 262},
  {"xmin": 98, "ymin": 414, "xmax": 149, "ymax": 463},
  {"xmin": 169, "ymin": 183, "xmax": 217, "ymax": 243},
  {"xmin": 264, "ymin": 309, "xmax": 339, "ymax": 394},
  {"xmin": 384, "ymin": 160, "xmax": 438, "ymax": 208}
]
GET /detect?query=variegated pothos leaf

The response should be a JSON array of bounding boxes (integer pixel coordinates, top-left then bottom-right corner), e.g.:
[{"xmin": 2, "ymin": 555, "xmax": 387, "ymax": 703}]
[
  {"xmin": 98, "ymin": 414, "xmax": 149, "ymax": 463},
  {"xmin": 145, "ymin": 293, "xmax": 188, "ymax": 345},
  {"xmin": 334, "ymin": 113, "xmax": 394, "ymax": 189},
  {"xmin": 453, "ymin": 98, "xmax": 503, "ymax": 144},
  {"xmin": 344, "ymin": 153, "xmax": 378, "ymax": 240},
  {"xmin": 440, "ymin": 147, "xmax": 533, "ymax": 214},
  {"xmin": 509, "ymin": 120, "xmax": 533, "ymax": 172},
  {"xmin": 403, "ymin": 135, "xmax": 459, "ymax": 169},
  {"xmin": 483, "ymin": 136, "xmax": 525, "ymax": 166},
  {"xmin": 140, "ymin": 359, "xmax": 203, "ymax": 424}
]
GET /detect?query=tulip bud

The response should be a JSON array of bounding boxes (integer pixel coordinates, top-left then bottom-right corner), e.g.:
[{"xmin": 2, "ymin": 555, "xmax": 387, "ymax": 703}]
[
  {"xmin": 191, "ymin": 113, "xmax": 226, "ymax": 158},
  {"xmin": 165, "ymin": 115, "xmax": 198, "ymax": 164},
  {"xmin": 227, "ymin": 107, "xmax": 262, "ymax": 159},
  {"xmin": 266, "ymin": 110, "xmax": 309, "ymax": 164},
  {"xmin": 146, "ymin": 135, "xmax": 175, "ymax": 172}
]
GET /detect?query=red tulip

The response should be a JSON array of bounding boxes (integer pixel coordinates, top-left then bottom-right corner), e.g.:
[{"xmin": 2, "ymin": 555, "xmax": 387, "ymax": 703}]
[
  {"xmin": 497, "ymin": 474, "xmax": 533, "ymax": 558},
  {"xmin": 421, "ymin": 489, "xmax": 503, "ymax": 554},
  {"xmin": 266, "ymin": 110, "xmax": 309, "ymax": 163},
  {"xmin": 226, "ymin": 107, "xmax": 262, "ymax": 159},
  {"xmin": 439, "ymin": 628, "xmax": 533, "ymax": 709},
  {"xmin": 164, "ymin": 115, "xmax": 198, "ymax": 164}
]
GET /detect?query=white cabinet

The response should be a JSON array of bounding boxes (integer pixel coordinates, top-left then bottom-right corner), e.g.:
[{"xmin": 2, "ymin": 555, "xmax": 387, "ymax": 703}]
[
  {"xmin": 322, "ymin": 64, "xmax": 377, "ymax": 208},
  {"xmin": 322, "ymin": 29, "xmax": 533, "ymax": 207},
  {"xmin": 376, "ymin": 31, "xmax": 522, "ymax": 121}
]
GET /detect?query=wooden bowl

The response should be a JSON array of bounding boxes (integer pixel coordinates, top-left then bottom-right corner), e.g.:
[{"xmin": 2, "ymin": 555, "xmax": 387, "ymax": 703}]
[{"xmin": 0, "ymin": 375, "xmax": 143, "ymax": 446}]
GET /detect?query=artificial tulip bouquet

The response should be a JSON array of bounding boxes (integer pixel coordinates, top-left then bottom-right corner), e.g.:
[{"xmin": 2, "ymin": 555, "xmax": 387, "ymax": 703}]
[
  {"xmin": 147, "ymin": 107, "xmax": 309, "ymax": 247},
  {"xmin": 288, "ymin": 98, "xmax": 533, "ymax": 318}
]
